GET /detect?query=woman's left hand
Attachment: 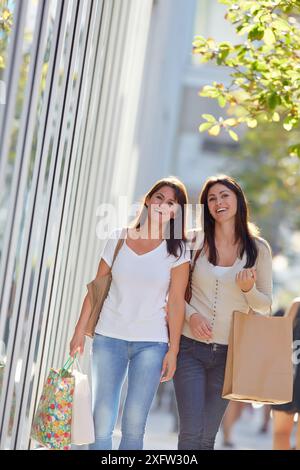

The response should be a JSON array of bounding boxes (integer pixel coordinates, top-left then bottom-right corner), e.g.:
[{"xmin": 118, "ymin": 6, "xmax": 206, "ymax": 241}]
[
  {"xmin": 236, "ymin": 268, "xmax": 256, "ymax": 293},
  {"xmin": 160, "ymin": 350, "xmax": 177, "ymax": 382}
]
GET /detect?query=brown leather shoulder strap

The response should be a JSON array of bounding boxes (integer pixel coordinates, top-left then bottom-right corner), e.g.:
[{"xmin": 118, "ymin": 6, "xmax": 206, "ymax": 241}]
[
  {"xmin": 111, "ymin": 227, "xmax": 126, "ymax": 268},
  {"xmin": 191, "ymin": 248, "xmax": 202, "ymax": 273},
  {"xmin": 190, "ymin": 230, "xmax": 204, "ymax": 273}
]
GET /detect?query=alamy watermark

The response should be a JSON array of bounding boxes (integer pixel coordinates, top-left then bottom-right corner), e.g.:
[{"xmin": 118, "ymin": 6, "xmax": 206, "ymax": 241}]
[
  {"xmin": 292, "ymin": 340, "xmax": 300, "ymax": 366},
  {"xmin": 94, "ymin": 197, "xmax": 204, "ymax": 252}
]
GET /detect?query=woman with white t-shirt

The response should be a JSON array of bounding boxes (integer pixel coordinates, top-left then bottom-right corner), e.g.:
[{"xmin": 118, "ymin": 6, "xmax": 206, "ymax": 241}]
[{"xmin": 70, "ymin": 177, "xmax": 190, "ymax": 450}]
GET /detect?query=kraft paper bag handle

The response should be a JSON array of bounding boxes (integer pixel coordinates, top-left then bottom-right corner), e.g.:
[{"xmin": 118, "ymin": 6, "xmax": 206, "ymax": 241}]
[{"xmin": 248, "ymin": 306, "xmax": 272, "ymax": 316}]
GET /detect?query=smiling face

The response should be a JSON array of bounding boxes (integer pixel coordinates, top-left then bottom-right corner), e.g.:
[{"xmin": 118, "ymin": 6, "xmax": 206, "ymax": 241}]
[
  {"xmin": 207, "ymin": 183, "xmax": 238, "ymax": 223},
  {"xmin": 146, "ymin": 185, "xmax": 179, "ymax": 224}
]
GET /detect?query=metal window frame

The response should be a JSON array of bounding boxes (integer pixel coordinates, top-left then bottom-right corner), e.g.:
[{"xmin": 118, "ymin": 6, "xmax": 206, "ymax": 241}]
[{"xmin": 0, "ymin": 0, "xmax": 156, "ymax": 449}]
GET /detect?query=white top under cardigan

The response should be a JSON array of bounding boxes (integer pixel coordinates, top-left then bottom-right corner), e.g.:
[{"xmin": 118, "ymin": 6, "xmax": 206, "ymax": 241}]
[
  {"xmin": 95, "ymin": 228, "xmax": 190, "ymax": 342},
  {"xmin": 183, "ymin": 230, "xmax": 273, "ymax": 345}
]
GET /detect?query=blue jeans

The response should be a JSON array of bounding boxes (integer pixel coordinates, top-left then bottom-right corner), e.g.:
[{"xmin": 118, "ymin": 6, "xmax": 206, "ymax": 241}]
[
  {"xmin": 173, "ymin": 335, "xmax": 229, "ymax": 450},
  {"xmin": 89, "ymin": 334, "xmax": 168, "ymax": 450}
]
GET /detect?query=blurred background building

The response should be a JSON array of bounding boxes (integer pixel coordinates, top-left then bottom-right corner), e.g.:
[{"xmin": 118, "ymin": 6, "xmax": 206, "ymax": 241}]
[{"xmin": 0, "ymin": 0, "xmax": 299, "ymax": 449}]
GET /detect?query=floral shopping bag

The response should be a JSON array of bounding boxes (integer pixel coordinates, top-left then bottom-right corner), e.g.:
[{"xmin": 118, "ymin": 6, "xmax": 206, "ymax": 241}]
[{"xmin": 31, "ymin": 357, "xmax": 75, "ymax": 450}]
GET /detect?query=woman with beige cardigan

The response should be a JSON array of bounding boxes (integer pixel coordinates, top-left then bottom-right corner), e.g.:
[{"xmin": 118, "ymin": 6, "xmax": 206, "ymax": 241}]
[{"xmin": 173, "ymin": 175, "xmax": 273, "ymax": 450}]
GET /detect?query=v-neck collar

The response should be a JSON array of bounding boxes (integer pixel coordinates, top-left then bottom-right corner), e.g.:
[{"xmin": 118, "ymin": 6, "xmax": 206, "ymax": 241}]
[{"xmin": 124, "ymin": 239, "xmax": 166, "ymax": 257}]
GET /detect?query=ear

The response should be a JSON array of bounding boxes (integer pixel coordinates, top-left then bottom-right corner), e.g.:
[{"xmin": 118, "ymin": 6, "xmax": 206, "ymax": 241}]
[{"xmin": 144, "ymin": 196, "xmax": 150, "ymax": 208}]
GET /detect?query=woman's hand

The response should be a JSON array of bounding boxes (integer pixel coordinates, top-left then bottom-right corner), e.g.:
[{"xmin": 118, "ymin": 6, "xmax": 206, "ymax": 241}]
[
  {"xmin": 160, "ymin": 350, "xmax": 177, "ymax": 382},
  {"xmin": 189, "ymin": 313, "xmax": 212, "ymax": 340},
  {"xmin": 236, "ymin": 268, "xmax": 256, "ymax": 293},
  {"xmin": 69, "ymin": 330, "xmax": 86, "ymax": 357}
]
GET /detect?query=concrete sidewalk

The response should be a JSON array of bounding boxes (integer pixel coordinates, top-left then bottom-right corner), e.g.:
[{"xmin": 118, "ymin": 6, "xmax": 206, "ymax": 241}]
[{"xmin": 113, "ymin": 405, "xmax": 274, "ymax": 450}]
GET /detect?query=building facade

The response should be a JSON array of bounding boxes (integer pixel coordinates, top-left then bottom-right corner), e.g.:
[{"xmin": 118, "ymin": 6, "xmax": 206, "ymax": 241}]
[{"xmin": 0, "ymin": 0, "xmax": 154, "ymax": 449}]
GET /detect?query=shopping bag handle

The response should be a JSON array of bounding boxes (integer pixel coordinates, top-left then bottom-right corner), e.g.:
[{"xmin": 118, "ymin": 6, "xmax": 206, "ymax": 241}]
[
  {"xmin": 61, "ymin": 352, "xmax": 78, "ymax": 376},
  {"xmin": 248, "ymin": 307, "xmax": 272, "ymax": 317},
  {"xmin": 73, "ymin": 356, "xmax": 83, "ymax": 372}
]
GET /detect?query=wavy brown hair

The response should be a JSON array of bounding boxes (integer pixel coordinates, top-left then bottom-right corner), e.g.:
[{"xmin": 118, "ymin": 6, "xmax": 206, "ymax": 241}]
[
  {"xmin": 132, "ymin": 177, "xmax": 188, "ymax": 258},
  {"xmin": 199, "ymin": 175, "xmax": 259, "ymax": 268}
]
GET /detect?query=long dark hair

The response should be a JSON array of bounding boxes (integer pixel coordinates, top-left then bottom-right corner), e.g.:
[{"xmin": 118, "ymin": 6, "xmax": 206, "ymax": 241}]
[
  {"xmin": 199, "ymin": 175, "xmax": 259, "ymax": 267},
  {"xmin": 132, "ymin": 177, "xmax": 188, "ymax": 258}
]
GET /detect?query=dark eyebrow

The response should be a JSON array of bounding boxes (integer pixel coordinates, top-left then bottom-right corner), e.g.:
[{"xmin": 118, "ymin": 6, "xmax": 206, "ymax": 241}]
[
  {"xmin": 156, "ymin": 192, "xmax": 176, "ymax": 203},
  {"xmin": 208, "ymin": 190, "xmax": 230, "ymax": 197}
]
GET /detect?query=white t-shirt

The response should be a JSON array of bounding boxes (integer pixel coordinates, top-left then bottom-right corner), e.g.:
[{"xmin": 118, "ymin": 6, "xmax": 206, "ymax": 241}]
[
  {"xmin": 211, "ymin": 265, "xmax": 232, "ymax": 277},
  {"xmin": 95, "ymin": 228, "xmax": 190, "ymax": 342}
]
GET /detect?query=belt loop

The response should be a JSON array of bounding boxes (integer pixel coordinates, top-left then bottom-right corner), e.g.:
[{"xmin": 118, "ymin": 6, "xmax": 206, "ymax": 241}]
[{"xmin": 212, "ymin": 343, "xmax": 217, "ymax": 351}]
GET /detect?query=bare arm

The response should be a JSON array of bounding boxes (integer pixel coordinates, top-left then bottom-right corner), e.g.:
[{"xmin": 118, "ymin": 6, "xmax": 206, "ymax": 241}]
[
  {"xmin": 168, "ymin": 262, "xmax": 189, "ymax": 353},
  {"xmin": 69, "ymin": 258, "xmax": 110, "ymax": 356},
  {"xmin": 161, "ymin": 261, "xmax": 189, "ymax": 381},
  {"xmin": 240, "ymin": 241, "xmax": 273, "ymax": 314}
]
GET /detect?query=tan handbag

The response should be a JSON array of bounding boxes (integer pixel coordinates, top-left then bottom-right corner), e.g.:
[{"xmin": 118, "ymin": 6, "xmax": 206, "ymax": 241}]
[
  {"xmin": 222, "ymin": 310, "xmax": 293, "ymax": 404},
  {"xmin": 84, "ymin": 229, "xmax": 126, "ymax": 338},
  {"xmin": 185, "ymin": 230, "xmax": 204, "ymax": 303}
]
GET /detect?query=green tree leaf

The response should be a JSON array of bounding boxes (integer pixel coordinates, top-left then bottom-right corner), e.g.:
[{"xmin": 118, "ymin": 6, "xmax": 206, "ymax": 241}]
[
  {"xmin": 199, "ymin": 122, "xmax": 214, "ymax": 132},
  {"xmin": 228, "ymin": 130, "xmax": 239, "ymax": 141},
  {"xmin": 263, "ymin": 28, "xmax": 276, "ymax": 45},
  {"xmin": 246, "ymin": 118, "xmax": 258, "ymax": 128},
  {"xmin": 202, "ymin": 114, "xmax": 216, "ymax": 122},
  {"xmin": 218, "ymin": 95, "xmax": 227, "ymax": 107},
  {"xmin": 248, "ymin": 26, "xmax": 264, "ymax": 41},
  {"xmin": 193, "ymin": 0, "xmax": 300, "ymax": 153},
  {"xmin": 208, "ymin": 125, "xmax": 221, "ymax": 136}
]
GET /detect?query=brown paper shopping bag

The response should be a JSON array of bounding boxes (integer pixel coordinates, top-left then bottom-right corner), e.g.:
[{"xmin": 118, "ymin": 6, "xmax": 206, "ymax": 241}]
[{"xmin": 222, "ymin": 310, "xmax": 293, "ymax": 404}]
